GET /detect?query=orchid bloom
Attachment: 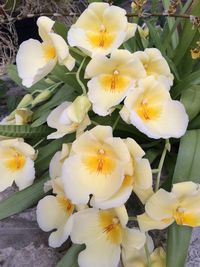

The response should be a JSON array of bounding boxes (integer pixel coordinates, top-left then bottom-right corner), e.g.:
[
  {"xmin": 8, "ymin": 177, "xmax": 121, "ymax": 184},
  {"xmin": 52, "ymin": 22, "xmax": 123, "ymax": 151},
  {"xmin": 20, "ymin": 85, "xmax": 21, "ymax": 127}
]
[
  {"xmin": 0, "ymin": 138, "xmax": 37, "ymax": 192},
  {"xmin": 37, "ymin": 145, "xmax": 74, "ymax": 247},
  {"xmin": 85, "ymin": 49, "xmax": 146, "ymax": 116},
  {"xmin": 61, "ymin": 125, "xmax": 137, "ymax": 209},
  {"xmin": 124, "ymin": 138, "xmax": 153, "ymax": 204},
  {"xmin": 138, "ymin": 182, "xmax": 200, "ymax": 232},
  {"xmin": 16, "ymin": 16, "xmax": 75, "ymax": 88},
  {"xmin": 133, "ymin": 48, "xmax": 174, "ymax": 90},
  {"xmin": 47, "ymin": 95, "xmax": 91, "ymax": 139},
  {"xmin": 120, "ymin": 76, "xmax": 188, "ymax": 139},
  {"xmin": 70, "ymin": 206, "xmax": 146, "ymax": 267},
  {"xmin": 67, "ymin": 2, "xmax": 137, "ymax": 57}
]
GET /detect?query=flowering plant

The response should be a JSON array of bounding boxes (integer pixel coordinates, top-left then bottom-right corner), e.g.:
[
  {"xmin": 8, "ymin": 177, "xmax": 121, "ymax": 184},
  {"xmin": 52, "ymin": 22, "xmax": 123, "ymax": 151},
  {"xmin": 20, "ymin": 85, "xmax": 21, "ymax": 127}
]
[{"xmin": 0, "ymin": 1, "xmax": 200, "ymax": 267}]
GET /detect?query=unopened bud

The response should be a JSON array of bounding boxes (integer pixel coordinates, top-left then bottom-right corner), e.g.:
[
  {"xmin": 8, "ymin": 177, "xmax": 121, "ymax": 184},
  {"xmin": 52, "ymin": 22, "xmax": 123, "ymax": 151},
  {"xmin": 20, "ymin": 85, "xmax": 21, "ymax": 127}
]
[
  {"xmin": 67, "ymin": 95, "xmax": 91, "ymax": 123},
  {"xmin": 31, "ymin": 89, "xmax": 52, "ymax": 107},
  {"xmin": 17, "ymin": 94, "xmax": 33, "ymax": 108}
]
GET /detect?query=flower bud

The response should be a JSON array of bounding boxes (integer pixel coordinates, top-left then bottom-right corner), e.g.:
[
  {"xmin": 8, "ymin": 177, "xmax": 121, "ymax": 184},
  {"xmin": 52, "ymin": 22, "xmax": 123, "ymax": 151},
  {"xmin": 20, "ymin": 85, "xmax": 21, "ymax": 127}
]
[
  {"xmin": 17, "ymin": 94, "xmax": 33, "ymax": 108},
  {"xmin": 31, "ymin": 89, "xmax": 52, "ymax": 107},
  {"xmin": 67, "ymin": 95, "xmax": 91, "ymax": 123}
]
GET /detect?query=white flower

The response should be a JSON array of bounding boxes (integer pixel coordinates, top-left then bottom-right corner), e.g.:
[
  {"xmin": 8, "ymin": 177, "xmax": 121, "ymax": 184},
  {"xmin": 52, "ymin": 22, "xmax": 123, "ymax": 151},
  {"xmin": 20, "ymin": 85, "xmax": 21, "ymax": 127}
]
[
  {"xmin": 138, "ymin": 182, "xmax": 200, "ymax": 232},
  {"xmin": 85, "ymin": 49, "xmax": 146, "ymax": 116},
  {"xmin": 68, "ymin": 2, "xmax": 137, "ymax": 57},
  {"xmin": 70, "ymin": 206, "xmax": 146, "ymax": 267},
  {"xmin": 133, "ymin": 48, "xmax": 174, "ymax": 90},
  {"xmin": 47, "ymin": 95, "xmax": 91, "ymax": 139},
  {"xmin": 0, "ymin": 138, "xmax": 36, "ymax": 192},
  {"xmin": 120, "ymin": 76, "xmax": 188, "ymax": 139},
  {"xmin": 16, "ymin": 16, "xmax": 75, "ymax": 88},
  {"xmin": 61, "ymin": 125, "xmax": 133, "ymax": 209},
  {"xmin": 37, "ymin": 145, "xmax": 74, "ymax": 247}
]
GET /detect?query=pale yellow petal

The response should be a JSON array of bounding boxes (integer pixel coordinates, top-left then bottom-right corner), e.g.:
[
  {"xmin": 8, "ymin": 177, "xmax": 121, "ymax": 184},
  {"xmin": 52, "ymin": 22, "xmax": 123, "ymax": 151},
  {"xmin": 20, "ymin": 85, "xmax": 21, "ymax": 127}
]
[
  {"xmin": 14, "ymin": 158, "xmax": 35, "ymax": 190},
  {"xmin": 61, "ymin": 155, "xmax": 124, "ymax": 206},
  {"xmin": 124, "ymin": 138, "xmax": 145, "ymax": 160},
  {"xmin": 124, "ymin": 23, "xmax": 137, "ymax": 41},
  {"xmin": 122, "ymin": 228, "xmax": 146, "ymax": 250},
  {"xmin": 16, "ymin": 39, "xmax": 56, "ymax": 87},
  {"xmin": 37, "ymin": 16, "xmax": 54, "ymax": 42},
  {"xmin": 49, "ymin": 151, "xmax": 62, "ymax": 179},
  {"xmin": 133, "ymin": 185, "xmax": 154, "ymax": 204},
  {"xmin": 71, "ymin": 208, "xmax": 121, "ymax": 267},
  {"xmin": 137, "ymin": 212, "xmax": 173, "ymax": 232},
  {"xmin": 49, "ymin": 32, "xmax": 75, "ymax": 70},
  {"xmin": 150, "ymin": 247, "xmax": 166, "ymax": 267},
  {"xmin": 134, "ymin": 159, "xmax": 152, "ymax": 189},
  {"xmin": 145, "ymin": 189, "xmax": 177, "ymax": 221}
]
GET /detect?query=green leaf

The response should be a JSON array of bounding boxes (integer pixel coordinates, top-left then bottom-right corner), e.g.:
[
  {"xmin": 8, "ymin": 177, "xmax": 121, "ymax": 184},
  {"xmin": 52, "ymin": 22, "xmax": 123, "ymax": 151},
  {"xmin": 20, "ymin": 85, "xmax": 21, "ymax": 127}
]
[
  {"xmin": 7, "ymin": 64, "xmax": 24, "ymax": 88},
  {"xmin": 0, "ymin": 80, "xmax": 8, "ymax": 97},
  {"xmin": 53, "ymin": 21, "xmax": 68, "ymax": 40},
  {"xmin": 35, "ymin": 134, "xmax": 75, "ymax": 175},
  {"xmin": 146, "ymin": 21, "xmax": 166, "ymax": 55},
  {"xmin": 56, "ymin": 244, "xmax": 85, "ymax": 267},
  {"xmin": 162, "ymin": 0, "xmax": 192, "ymax": 53},
  {"xmin": 0, "ymin": 174, "xmax": 48, "ymax": 220},
  {"xmin": 173, "ymin": 1, "xmax": 200, "ymax": 66},
  {"xmin": 181, "ymin": 85, "xmax": 200, "ymax": 121},
  {"xmin": 167, "ymin": 130, "xmax": 200, "ymax": 267},
  {"xmin": 172, "ymin": 69, "xmax": 200, "ymax": 98},
  {"xmin": 0, "ymin": 125, "xmax": 52, "ymax": 138},
  {"xmin": 7, "ymin": 64, "xmax": 50, "ymax": 92},
  {"xmin": 31, "ymin": 110, "xmax": 50, "ymax": 127}
]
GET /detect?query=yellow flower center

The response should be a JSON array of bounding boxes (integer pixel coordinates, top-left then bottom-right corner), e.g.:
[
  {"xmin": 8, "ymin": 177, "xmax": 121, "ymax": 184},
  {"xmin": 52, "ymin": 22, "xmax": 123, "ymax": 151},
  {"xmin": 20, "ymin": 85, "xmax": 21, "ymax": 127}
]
[
  {"xmin": 5, "ymin": 150, "xmax": 26, "ymax": 171},
  {"xmin": 173, "ymin": 207, "xmax": 200, "ymax": 227},
  {"xmin": 100, "ymin": 70, "xmax": 130, "ymax": 93},
  {"xmin": 87, "ymin": 24, "xmax": 116, "ymax": 49},
  {"xmin": 99, "ymin": 210, "xmax": 123, "ymax": 245},
  {"xmin": 43, "ymin": 44, "xmax": 56, "ymax": 60},
  {"xmin": 136, "ymin": 98, "xmax": 161, "ymax": 121},
  {"xmin": 57, "ymin": 196, "xmax": 74, "ymax": 215},
  {"xmin": 83, "ymin": 148, "xmax": 116, "ymax": 175}
]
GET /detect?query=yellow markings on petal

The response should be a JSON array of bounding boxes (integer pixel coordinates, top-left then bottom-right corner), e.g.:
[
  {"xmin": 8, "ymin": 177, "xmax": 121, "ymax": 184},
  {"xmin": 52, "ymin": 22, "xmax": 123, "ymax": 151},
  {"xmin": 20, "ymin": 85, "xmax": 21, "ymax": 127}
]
[
  {"xmin": 137, "ymin": 98, "xmax": 161, "ymax": 120},
  {"xmin": 42, "ymin": 44, "xmax": 56, "ymax": 60},
  {"xmin": 100, "ymin": 71, "xmax": 130, "ymax": 93},
  {"xmin": 5, "ymin": 150, "xmax": 26, "ymax": 171},
  {"xmin": 99, "ymin": 210, "xmax": 123, "ymax": 245},
  {"xmin": 86, "ymin": 25, "xmax": 116, "ymax": 49},
  {"xmin": 83, "ymin": 148, "xmax": 116, "ymax": 175},
  {"xmin": 173, "ymin": 207, "xmax": 200, "ymax": 227},
  {"xmin": 56, "ymin": 196, "xmax": 74, "ymax": 215}
]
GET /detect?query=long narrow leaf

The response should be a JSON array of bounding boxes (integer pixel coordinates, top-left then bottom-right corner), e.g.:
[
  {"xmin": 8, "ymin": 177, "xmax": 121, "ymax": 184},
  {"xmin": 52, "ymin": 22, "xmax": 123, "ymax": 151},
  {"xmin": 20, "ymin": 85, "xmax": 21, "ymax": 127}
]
[
  {"xmin": 56, "ymin": 244, "xmax": 85, "ymax": 267},
  {"xmin": 0, "ymin": 174, "xmax": 48, "ymax": 220},
  {"xmin": 0, "ymin": 124, "xmax": 52, "ymax": 138},
  {"xmin": 167, "ymin": 130, "xmax": 200, "ymax": 267}
]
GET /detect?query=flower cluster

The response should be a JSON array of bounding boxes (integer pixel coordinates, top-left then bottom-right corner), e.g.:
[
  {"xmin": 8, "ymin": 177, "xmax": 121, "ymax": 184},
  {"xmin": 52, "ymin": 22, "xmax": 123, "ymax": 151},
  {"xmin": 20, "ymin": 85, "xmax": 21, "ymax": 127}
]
[{"xmin": 0, "ymin": 2, "xmax": 199, "ymax": 267}]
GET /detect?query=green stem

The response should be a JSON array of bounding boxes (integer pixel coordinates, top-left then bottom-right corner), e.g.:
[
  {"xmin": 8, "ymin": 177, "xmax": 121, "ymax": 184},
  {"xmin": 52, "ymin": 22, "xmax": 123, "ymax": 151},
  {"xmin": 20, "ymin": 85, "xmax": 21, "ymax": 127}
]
[
  {"xmin": 128, "ymin": 216, "xmax": 137, "ymax": 221},
  {"xmin": 113, "ymin": 115, "xmax": 120, "ymax": 131},
  {"xmin": 70, "ymin": 47, "xmax": 86, "ymax": 57},
  {"xmin": 155, "ymin": 139, "xmax": 170, "ymax": 191},
  {"xmin": 144, "ymin": 243, "xmax": 152, "ymax": 267},
  {"xmin": 152, "ymin": 169, "xmax": 159, "ymax": 174},
  {"xmin": 76, "ymin": 58, "xmax": 87, "ymax": 95},
  {"xmin": 33, "ymin": 138, "xmax": 45, "ymax": 148},
  {"xmin": 91, "ymin": 120, "xmax": 99, "ymax": 126}
]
